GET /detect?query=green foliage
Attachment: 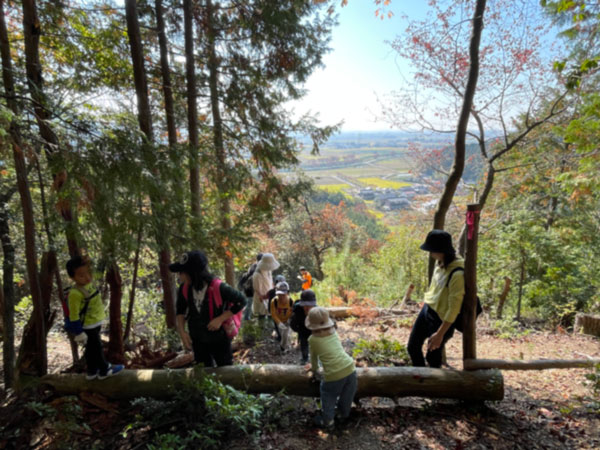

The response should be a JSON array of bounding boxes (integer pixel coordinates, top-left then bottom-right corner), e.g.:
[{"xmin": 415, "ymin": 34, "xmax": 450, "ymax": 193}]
[
  {"xmin": 491, "ymin": 319, "xmax": 532, "ymax": 340},
  {"xmin": 352, "ymin": 336, "xmax": 409, "ymax": 366},
  {"xmin": 129, "ymin": 373, "xmax": 269, "ymax": 448},
  {"xmin": 26, "ymin": 396, "xmax": 89, "ymax": 447},
  {"xmin": 26, "ymin": 401, "xmax": 56, "ymax": 418},
  {"xmin": 313, "ymin": 228, "xmax": 427, "ymax": 307},
  {"xmin": 238, "ymin": 319, "xmax": 267, "ymax": 347},
  {"xmin": 127, "ymin": 288, "xmax": 179, "ymax": 350},
  {"xmin": 15, "ymin": 296, "xmax": 33, "ymax": 329}
]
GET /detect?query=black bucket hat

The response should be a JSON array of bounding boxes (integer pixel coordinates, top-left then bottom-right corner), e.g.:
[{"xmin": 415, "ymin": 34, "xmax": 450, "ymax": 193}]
[
  {"xmin": 169, "ymin": 251, "xmax": 208, "ymax": 274},
  {"xmin": 298, "ymin": 289, "xmax": 317, "ymax": 306},
  {"xmin": 420, "ymin": 230, "xmax": 454, "ymax": 253}
]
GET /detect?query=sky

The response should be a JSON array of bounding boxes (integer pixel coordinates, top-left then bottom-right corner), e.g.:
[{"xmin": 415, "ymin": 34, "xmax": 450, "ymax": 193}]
[{"xmin": 292, "ymin": 2, "xmax": 428, "ymax": 132}]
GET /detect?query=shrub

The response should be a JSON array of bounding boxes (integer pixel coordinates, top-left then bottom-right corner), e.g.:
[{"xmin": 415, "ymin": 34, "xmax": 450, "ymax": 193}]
[
  {"xmin": 352, "ymin": 336, "xmax": 409, "ymax": 366},
  {"xmin": 127, "ymin": 372, "xmax": 268, "ymax": 448}
]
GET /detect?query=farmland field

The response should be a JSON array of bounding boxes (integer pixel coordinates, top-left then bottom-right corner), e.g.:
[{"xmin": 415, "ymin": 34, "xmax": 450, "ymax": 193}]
[{"xmin": 298, "ymin": 145, "xmax": 413, "ymax": 190}]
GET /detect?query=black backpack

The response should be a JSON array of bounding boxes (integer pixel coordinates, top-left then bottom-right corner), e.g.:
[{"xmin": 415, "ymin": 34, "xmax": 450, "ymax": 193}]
[
  {"xmin": 446, "ymin": 267, "xmax": 483, "ymax": 333},
  {"xmin": 237, "ymin": 264, "xmax": 256, "ymax": 297},
  {"xmin": 289, "ymin": 301, "xmax": 305, "ymax": 332}
]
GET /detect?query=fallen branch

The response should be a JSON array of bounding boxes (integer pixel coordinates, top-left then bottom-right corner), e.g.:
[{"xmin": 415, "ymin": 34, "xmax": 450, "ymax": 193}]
[
  {"xmin": 327, "ymin": 306, "xmax": 410, "ymax": 319},
  {"xmin": 464, "ymin": 358, "xmax": 600, "ymax": 371}
]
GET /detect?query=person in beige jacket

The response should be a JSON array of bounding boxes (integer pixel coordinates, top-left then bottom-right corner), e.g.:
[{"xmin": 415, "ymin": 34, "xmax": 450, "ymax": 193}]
[{"xmin": 252, "ymin": 253, "xmax": 279, "ymax": 322}]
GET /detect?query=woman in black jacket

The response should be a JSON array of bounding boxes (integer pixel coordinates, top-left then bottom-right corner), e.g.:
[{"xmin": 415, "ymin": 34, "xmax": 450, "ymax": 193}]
[{"xmin": 169, "ymin": 251, "xmax": 246, "ymax": 367}]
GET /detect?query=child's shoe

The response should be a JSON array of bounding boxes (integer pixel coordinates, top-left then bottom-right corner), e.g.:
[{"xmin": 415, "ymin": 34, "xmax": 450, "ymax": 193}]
[
  {"xmin": 98, "ymin": 363, "xmax": 124, "ymax": 380},
  {"xmin": 85, "ymin": 370, "xmax": 98, "ymax": 381},
  {"xmin": 313, "ymin": 415, "xmax": 334, "ymax": 429}
]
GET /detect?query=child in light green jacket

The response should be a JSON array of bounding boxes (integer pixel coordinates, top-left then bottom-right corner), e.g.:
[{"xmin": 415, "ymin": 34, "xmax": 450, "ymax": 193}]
[
  {"xmin": 66, "ymin": 255, "xmax": 124, "ymax": 380},
  {"xmin": 304, "ymin": 307, "xmax": 357, "ymax": 429}
]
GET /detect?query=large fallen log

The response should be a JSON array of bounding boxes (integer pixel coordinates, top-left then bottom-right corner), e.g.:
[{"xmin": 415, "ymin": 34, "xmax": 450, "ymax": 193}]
[
  {"xmin": 464, "ymin": 358, "xmax": 600, "ymax": 371},
  {"xmin": 39, "ymin": 364, "xmax": 503, "ymax": 401}
]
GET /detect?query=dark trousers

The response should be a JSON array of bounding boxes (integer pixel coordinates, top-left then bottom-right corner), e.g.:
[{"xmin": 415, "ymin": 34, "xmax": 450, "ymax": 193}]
[
  {"xmin": 192, "ymin": 336, "xmax": 233, "ymax": 367},
  {"xmin": 407, "ymin": 304, "xmax": 455, "ymax": 368},
  {"xmin": 83, "ymin": 326, "xmax": 108, "ymax": 375},
  {"xmin": 299, "ymin": 332, "xmax": 310, "ymax": 362}
]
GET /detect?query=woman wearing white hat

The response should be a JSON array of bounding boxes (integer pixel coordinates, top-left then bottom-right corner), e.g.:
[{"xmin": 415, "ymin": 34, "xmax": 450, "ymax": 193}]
[{"xmin": 251, "ymin": 253, "xmax": 280, "ymax": 321}]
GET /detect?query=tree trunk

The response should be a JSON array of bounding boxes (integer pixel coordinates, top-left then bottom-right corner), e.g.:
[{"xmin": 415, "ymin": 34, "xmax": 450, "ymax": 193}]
[
  {"xmin": 40, "ymin": 365, "xmax": 504, "ymax": 401},
  {"xmin": 183, "ymin": 0, "xmax": 202, "ymax": 221},
  {"xmin": 496, "ymin": 276, "xmax": 511, "ymax": 319},
  {"xmin": 125, "ymin": 0, "xmax": 176, "ymax": 329},
  {"xmin": 462, "ymin": 204, "xmax": 480, "ymax": 362},
  {"xmin": 205, "ymin": 0, "xmax": 235, "ymax": 285},
  {"xmin": 3, "ymin": 0, "xmax": 47, "ymax": 378},
  {"xmin": 517, "ymin": 251, "xmax": 525, "ymax": 321},
  {"xmin": 124, "ymin": 223, "xmax": 142, "ymax": 343},
  {"xmin": 106, "ymin": 263, "xmax": 124, "ymax": 364},
  {"xmin": 431, "ymin": 0, "xmax": 486, "ymax": 231},
  {"xmin": 155, "ymin": 0, "xmax": 177, "ymax": 147},
  {"xmin": 0, "ymin": 199, "xmax": 16, "ymax": 389},
  {"xmin": 574, "ymin": 313, "xmax": 600, "ymax": 337},
  {"xmin": 22, "ymin": 0, "xmax": 78, "ymax": 257},
  {"xmin": 464, "ymin": 358, "xmax": 600, "ymax": 371}
]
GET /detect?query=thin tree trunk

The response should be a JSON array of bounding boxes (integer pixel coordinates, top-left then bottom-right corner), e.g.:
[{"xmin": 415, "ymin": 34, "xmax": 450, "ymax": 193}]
[
  {"xmin": 183, "ymin": 0, "xmax": 202, "ymax": 221},
  {"xmin": 496, "ymin": 276, "xmax": 511, "ymax": 319},
  {"xmin": 106, "ymin": 263, "xmax": 124, "ymax": 363},
  {"xmin": 430, "ymin": 0, "xmax": 486, "ymax": 279},
  {"xmin": 517, "ymin": 251, "xmax": 525, "ymax": 321},
  {"xmin": 205, "ymin": 0, "xmax": 234, "ymax": 284},
  {"xmin": 125, "ymin": 0, "xmax": 176, "ymax": 328},
  {"xmin": 0, "ymin": 200, "xmax": 15, "ymax": 388},
  {"xmin": 124, "ymin": 222, "xmax": 143, "ymax": 343},
  {"xmin": 155, "ymin": 0, "xmax": 177, "ymax": 147}
]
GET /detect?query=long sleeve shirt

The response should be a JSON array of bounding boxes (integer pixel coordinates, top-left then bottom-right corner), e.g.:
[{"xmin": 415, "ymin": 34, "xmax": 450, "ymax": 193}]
[
  {"xmin": 270, "ymin": 296, "xmax": 293, "ymax": 324},
  {"xmin": 68, "ymin": 283, "xmax": 105, "ymax": 329},
  {"xmin": 423, "ymin": 258, "xmax": 465, "ymax": 323},
  {"xmin": 308, "ymin": 332, "xmax": 355, "ymax": 382}
]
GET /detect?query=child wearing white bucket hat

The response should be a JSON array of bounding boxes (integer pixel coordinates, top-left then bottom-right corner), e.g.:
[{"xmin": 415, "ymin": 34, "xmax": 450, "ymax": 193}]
[{"xmin": 304, "ymin": 307, "xmax": 357, "ymax": 429}]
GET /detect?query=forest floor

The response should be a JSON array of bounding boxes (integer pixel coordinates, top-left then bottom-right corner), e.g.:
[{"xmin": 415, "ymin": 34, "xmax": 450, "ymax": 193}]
[{"xmin": 1, "ymin": 313, "xmax": 599, "ymax": 449}]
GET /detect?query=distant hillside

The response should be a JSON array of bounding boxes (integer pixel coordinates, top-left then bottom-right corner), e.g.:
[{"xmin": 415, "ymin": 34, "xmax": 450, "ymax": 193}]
[{"xmin": 298, "ymin": 130, "xmax": 453, "ymax": 150}]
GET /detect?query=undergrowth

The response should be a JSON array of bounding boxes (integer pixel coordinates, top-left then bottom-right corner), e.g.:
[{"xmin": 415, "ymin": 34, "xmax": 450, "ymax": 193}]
[
  {"xmin": 125, "ymin": 370, "xmax": 285, "ymax": 448},
  {"xmin": 352, "ymin": 336, "xmax": 409, "ymax": 366}
]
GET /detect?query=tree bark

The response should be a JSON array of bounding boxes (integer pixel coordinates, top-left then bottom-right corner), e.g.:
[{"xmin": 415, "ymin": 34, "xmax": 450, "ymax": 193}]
[
  {"xmin": 183, "ymin": 0, "xmax": 202, "ymax": 221},
  {"xmin": 496, "ymin": 276, "xmax": 511, "ymax": 319},
  {"xmin": 464, "ymin": 358, "xmax": 600, "ymax": 371},
  {"xmin": 125, "ymin": 0, "xmax": 176, "ymax": 328},
  {"xmin": 155, "ymin": 0, "xmax": 177, "ymax": 147},
  {"xmin": 40, "ymin": 365, "xmax": 504, "ymax": 401},
  {"xmin": 431, "ymin": 0, "xmax": 486, "ymax": 231},
  {"xmin": 106, "ymin": 263, "xmax": 124, "ymax": 363},
  {"xmin": 0, "ymin": 198, "xmax": 16, "ymax": 389},
  {"xmin": 517, "ymin": 250, "xmax": 525, "ymax": 320},
  {"xmin": 462, "ymin": 204, "xmax": 480, "ymax": 362},
  {"xmin": 124, "ymin": 222, "xmax": 143, "ymax": 343},
  {"xmin": 430, "ymin": 0, "xmax": 486, "ymax": 279},
  {"xmin": 574, "ymin": 313, "xmax": 600, "ymax": 337},
  {"xmin": 22, "ymin": 0, "xmax": 78, "ymax": 257},
  {"xmin": 205, "ymin": 0, "xmax": 235, "ymax": 285}
]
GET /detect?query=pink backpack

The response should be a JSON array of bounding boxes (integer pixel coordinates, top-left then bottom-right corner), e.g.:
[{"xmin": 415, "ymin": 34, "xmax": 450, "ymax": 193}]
[{"xmin": 182, "ymin": 278, "xmax": 242, "ymax": 339}]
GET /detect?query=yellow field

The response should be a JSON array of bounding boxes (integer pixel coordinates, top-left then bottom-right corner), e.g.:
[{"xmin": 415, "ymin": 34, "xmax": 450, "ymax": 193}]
[
  {"xmin": 318, "ymin": 184, "xmax": 350, "ymax": 193},
  {"xmin": 358, "ymin": 178, "xmax": 411, "ymax": 189},
  {"xmin": 368, "ymin": 209, "xmax": 385, "ymax": 219}
]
